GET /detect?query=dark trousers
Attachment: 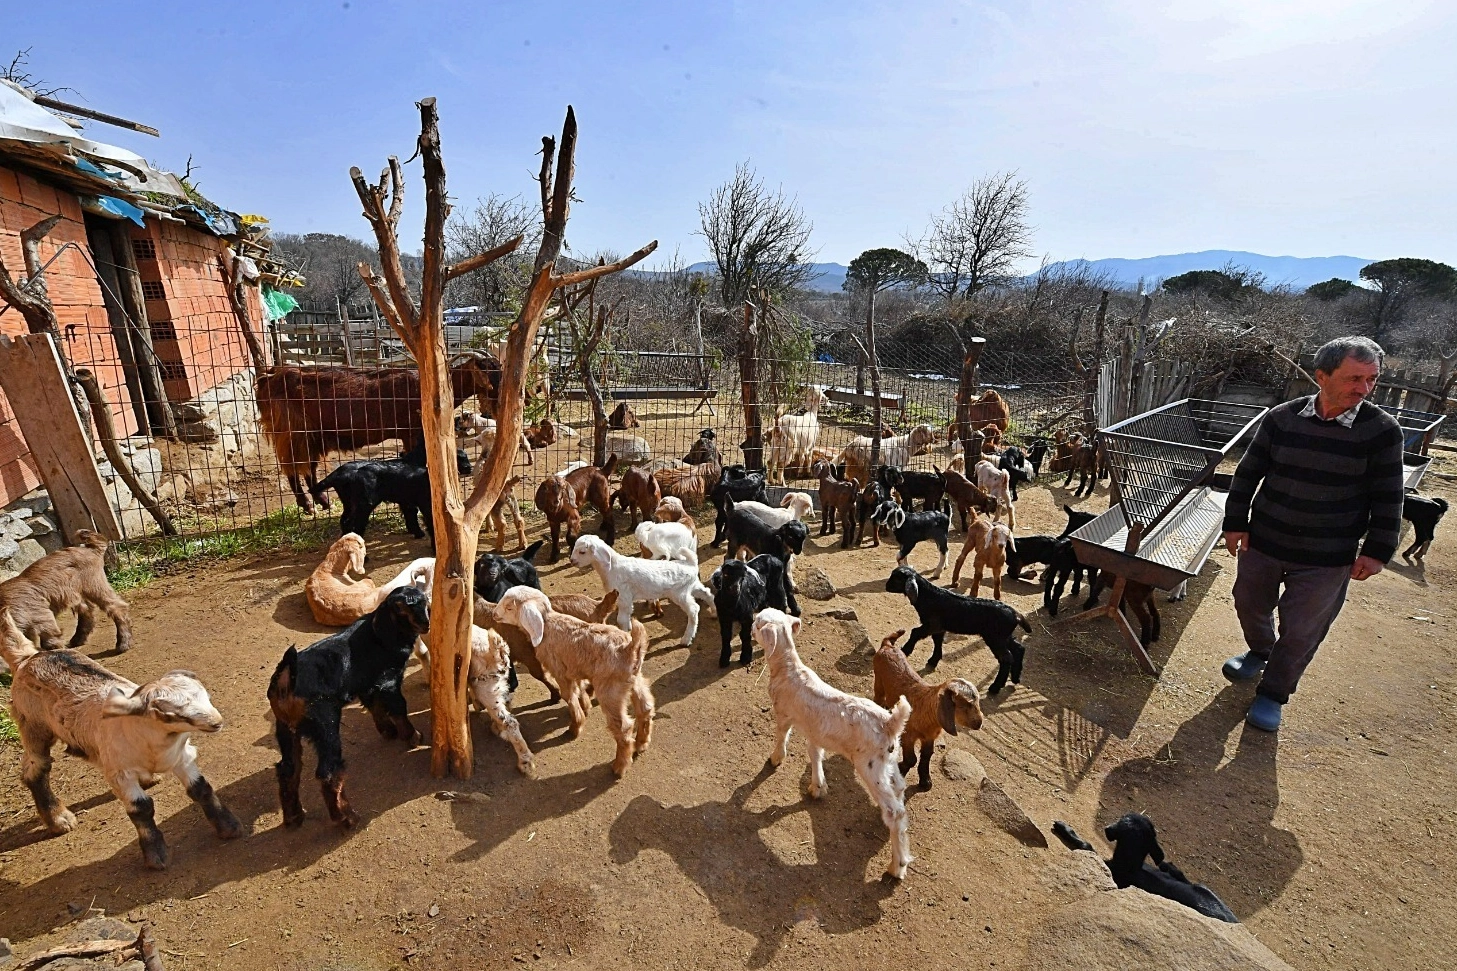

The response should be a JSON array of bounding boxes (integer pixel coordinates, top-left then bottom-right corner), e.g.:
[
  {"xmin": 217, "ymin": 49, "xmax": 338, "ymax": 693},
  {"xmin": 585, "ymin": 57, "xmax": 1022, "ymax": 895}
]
[{"xmin": 1232, "ymin": 545, "xmax": 1352, "ymax": 704}]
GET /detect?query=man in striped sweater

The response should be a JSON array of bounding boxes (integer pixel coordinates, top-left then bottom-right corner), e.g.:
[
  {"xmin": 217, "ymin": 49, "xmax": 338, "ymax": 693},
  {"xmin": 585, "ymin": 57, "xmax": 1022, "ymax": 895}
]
[{"xmin": 1221, "ymin": 336, "xmax": 1405, "ymax": 732}]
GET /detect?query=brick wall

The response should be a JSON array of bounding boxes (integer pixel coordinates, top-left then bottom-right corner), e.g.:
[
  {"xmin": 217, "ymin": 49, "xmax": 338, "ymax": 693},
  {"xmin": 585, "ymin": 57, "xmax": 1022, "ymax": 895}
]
[{"xmin": 0, "ymin": 164, "xmax": 138, "ymax": 504}]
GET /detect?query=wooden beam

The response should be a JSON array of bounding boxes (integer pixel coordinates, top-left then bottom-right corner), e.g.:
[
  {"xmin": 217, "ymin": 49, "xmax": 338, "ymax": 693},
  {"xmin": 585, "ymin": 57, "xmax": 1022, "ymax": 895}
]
[{"xmin": 32, "ymin": 94, "xmax": 160, "ymax": 136}]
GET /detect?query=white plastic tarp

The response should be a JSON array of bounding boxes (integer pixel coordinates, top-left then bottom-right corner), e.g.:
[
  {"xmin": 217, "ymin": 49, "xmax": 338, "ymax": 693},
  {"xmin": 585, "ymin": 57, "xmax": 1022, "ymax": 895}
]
[{"xmin": 0, "ymin": 81, "xmax": 151, "ymax": 176}]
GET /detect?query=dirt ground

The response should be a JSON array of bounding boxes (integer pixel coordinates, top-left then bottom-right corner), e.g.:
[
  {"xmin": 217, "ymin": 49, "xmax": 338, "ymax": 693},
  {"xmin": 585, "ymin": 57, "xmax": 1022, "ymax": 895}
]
[{"xmin": 2, "ymin": 423, "xmax": 1456, "ymax": 970}]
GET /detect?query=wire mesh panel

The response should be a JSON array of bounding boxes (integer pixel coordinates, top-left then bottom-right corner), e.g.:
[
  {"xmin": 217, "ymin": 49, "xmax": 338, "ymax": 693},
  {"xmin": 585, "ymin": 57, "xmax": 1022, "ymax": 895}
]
[{"xmin": 1098, "ymin": 399, "xmax": 1267, "ymax": 534}]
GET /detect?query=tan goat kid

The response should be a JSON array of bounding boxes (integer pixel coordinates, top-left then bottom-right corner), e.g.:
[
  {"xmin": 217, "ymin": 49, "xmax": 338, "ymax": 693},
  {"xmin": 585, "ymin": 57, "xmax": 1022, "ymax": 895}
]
[
  {"xmin": 951, "ymin": 515, "xmax": 1016, "ymax": 598},
  {"xmin": 491, "ymin": 588, "xmax": 654, "ymax": 777},
  {"xmin": 1, "ymin": 610, "xmax": 241, "ymax": 869}
]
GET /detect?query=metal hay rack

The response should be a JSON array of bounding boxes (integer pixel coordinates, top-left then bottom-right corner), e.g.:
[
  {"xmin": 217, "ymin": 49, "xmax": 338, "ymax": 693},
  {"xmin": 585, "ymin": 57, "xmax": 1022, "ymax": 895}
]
[{"xmin": 1063, "ymin": 398, "xmax": 1269, "ymax": 675}]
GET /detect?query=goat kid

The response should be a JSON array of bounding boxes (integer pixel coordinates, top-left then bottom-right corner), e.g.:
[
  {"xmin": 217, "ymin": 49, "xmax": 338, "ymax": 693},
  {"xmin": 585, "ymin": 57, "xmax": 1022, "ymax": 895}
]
[
  {"xmin": 1402, "ymin": 493, "xmax": 1449, "ymax": 562},
  {"xmin": 753, "ymin": 609, "xmax": 914, "ymax": 880},
  {"xmin": 2, "ymin": 610, "xmax": 241, "ymax": 869},
  {"xmin": 873, "ymin": 628, "xmax": 982, "ymax": 788},
  {"xmin": 973, "ymin": 458, "xmax": 1015, "ymax": 528},
  {"xmin": 571, "ymin": 535, "xmax": 714, "ymax": 647},
  {"xmin": 492, "ymin": 588, "xmax": 653, "ymax": 777},
  {"xmin": 814, "ymin": 460, "xmax": 861, "ymax": 549},
  {"xmin": 885, "ymin": 566, "xmax": 1031, "ymax": 691},
  {"xmin": 871, "ymin": 500, "xmax": 950, "ymax": 579},
  {"xmin": 710, "ymin": 554, "xmax": 798, "ymax": 667},
  {"xmin": 0, "ymin": 528, "xmax": 132, "ymax": 655},
  {"xmin": 950, "ymin": 515, "xmax": 1014, "ymax": 599}
]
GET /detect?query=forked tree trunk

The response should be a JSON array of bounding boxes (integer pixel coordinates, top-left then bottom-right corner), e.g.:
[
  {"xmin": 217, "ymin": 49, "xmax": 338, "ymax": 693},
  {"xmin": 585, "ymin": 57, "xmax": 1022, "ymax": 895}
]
[
  {"xmin": 739, "ymin": 301, "xmax": 763, "ymax": 471},
  {"xmin": 952, "ymin": 336, "xmax": 987, "ymax": 446},
  {"xmin": 354, "ymin": 100, "xmax": 656, "ymax": 777}
]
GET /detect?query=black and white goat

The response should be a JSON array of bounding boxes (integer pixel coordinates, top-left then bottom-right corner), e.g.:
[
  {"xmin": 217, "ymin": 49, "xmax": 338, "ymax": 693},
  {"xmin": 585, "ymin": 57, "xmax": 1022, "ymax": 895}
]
[
  {"xmin": 723, "ymin": 499, "xmax": 809, "ymax": 572},
  {"xmin": 710, "ymin": 465, "xmax": 770, "ymax": 546},
  {"xmin": 1052, "ymin": 813, "xmax": 1238, "ymax": 923},
  {"xmin": 1, "ymin": 610, "xmax": 241, "ymax": 869},
  {"xmin": 268, "ymin": 586, "xmax": 430, "ymax": 829},
  {"xmin": 999, "ymin": 445, "xmax": 1035, "ymax": 502},
  {"xmin": 709, "ymin": 554, "xmax": 798, "ymax": 667},
  {"xmin": 871, "ymin": 499, "xmax": 950, "ymax": 579},
  {"xmin": 885, "ymin": 565, "xmax": 1031, "ymax": 692}
]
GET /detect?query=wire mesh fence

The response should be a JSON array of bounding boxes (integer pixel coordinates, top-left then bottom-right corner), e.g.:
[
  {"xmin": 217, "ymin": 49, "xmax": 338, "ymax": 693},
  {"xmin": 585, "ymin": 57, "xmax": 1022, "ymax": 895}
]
[{"xmin": 57, "ymin": 316, "xmax": 1093, "ymax": 567}]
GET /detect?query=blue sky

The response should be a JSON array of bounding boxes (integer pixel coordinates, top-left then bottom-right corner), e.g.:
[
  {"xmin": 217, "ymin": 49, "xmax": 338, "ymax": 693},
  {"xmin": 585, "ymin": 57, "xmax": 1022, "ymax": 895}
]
[{"xmin": 12, "ymin": 1, "xmax": 1456, "ymax": 268}]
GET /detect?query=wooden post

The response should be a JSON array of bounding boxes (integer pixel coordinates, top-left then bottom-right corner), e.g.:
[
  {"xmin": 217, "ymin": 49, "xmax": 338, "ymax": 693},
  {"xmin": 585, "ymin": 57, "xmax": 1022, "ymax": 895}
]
[
  {"xmin": 336, "ymin": 295, "xmax": 355, "ymax": 367},
  {"xmin": 0, "ymin": 334, "xmax": 120, "ymax": 542},
  {"xmin": 218, "ymin": 253, "xmax": 268, "ymax": 373},
  {"xmin": 83, "ymin": 222, "xmax": 150, "ymax": 435},
  {"xmin": 352, "ymin": 100, "xmax": 656, "ymax": 778},
  {"xmin": 1082, "ymin": 291, "xmax": 1109, "ymax": 433},
  {"xmin": 739, "ymin": 301, "xmax": 763, "ymax": 471},
  {"xmin": 106, "ymin": 224, "xmax": 177, "ymax": 438},
  {"xmin": 951, "ymin": 336, "xmax": 988, "ymax": 446},
  {"xmin": 75, "ymin": 368, "xmax": 176, "ymax": 537},
  {"xmin": 866, "ymin": 289, "xmax": 884, "ymax": 470}
]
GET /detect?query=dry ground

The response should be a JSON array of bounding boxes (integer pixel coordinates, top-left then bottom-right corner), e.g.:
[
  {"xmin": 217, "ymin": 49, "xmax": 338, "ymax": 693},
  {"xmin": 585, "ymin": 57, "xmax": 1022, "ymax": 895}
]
[{"xmin": 2, "ymin": 422, "xmax": 1455, "ymax": 970}]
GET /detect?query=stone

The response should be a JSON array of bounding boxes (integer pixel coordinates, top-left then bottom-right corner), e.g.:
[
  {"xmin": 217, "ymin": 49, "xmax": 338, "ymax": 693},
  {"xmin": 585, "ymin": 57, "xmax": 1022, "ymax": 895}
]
[
  {"xmin": 6, "ymin": 506, "xmax": 30, "ymax": 520},
  {"xmin": 941, "ymin": 748, "xmax": 987, "ymax": 785},
  {"xmin": 796, "ymin": 564, "xmax": 836, "ymax": 601},
  {"xmin": 819, "ymin": 606, "xmax": 858, "ymax": 621},
  {"xmin": 0, "ymin": 569, "xmax": 16, "ymax": 585},
  {"xmin": 976, "ymin": 777, "xmax": 1048, "ymax": 848},
  {"xmin": 0, "ymin": 537, "xmax": 18, "ymax": 562},
  {"xmin": 2, "ymin": 518, "xmax": 32, "ymax": 541},
  {"xmin": 7, "ymin": 539, "xmax": 46, "ymax": 574},
  {"xmin": 24, "ymin": 516, "xmax": 53, "ymax": 537}
]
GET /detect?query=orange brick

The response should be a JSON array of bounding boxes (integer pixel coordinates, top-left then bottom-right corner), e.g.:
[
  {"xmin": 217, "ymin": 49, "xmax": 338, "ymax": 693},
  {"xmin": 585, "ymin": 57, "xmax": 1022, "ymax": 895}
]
[{"xmin": 16, "ymin": 173, "xmax": 58, "ymax": 212}]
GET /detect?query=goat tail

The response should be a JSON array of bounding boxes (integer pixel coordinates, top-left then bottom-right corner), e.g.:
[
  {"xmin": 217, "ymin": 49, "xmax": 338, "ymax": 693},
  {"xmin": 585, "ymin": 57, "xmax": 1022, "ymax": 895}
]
[
  {"xmin": 884, "ymin": 695, "xmax": 912, "ymax": 745},
  {"xmin": 0, "ymin": 607, "xmax": 37, "ymax": 670},
  {"xmin": 602, "ymin": 454, "xmax": 620, "ymax": 477},
  {"xmin": 1433, "ymin": 497, "xmax": 1450, "ymax": 515},
  {"xmin": 267, "ymin": 646, "xmax": 299, "ymax": 709}
]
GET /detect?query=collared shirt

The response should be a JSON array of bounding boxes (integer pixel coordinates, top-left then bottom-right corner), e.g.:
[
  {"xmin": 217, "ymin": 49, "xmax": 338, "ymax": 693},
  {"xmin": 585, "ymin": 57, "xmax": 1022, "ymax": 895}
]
[{"xmin": 1298, "ymin": 394, "xmax": 1360, "ymax": 428}]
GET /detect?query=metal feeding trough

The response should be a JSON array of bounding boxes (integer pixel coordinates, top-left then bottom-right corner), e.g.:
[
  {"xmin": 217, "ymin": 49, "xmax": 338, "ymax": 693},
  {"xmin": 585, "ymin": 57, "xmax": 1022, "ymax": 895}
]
[
  {"xmin": 1384, "ymin": 404, "xmax": 1445, "ymax": 456},
  {"xmin": 1062, "ymin": 398, "xmax": 1269, "ymax": 676}
]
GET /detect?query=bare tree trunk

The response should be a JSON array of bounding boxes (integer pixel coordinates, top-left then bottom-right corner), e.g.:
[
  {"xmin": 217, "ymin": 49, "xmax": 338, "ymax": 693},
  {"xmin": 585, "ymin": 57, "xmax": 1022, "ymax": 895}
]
[
  {"xmin": 353, "ymin": 101, "xmax": 655, "ymax": 778},
  {"xmin": 952, "ymin": 337, "xmax": 987, "ymax": 446},
  {"xmin": 109, "ymin": 223, "xmax": 177, "ymax": 438},
  {"xmin": 218, "ymin": 253, "xmax": 269, "ymax": 373},
  {"xmin": 75, "ymin": 368, "xmax": 175, "ymax": 536},
  {"xmin": 740, "ymin": 301, "xmax": 763, "ymax": 470}
]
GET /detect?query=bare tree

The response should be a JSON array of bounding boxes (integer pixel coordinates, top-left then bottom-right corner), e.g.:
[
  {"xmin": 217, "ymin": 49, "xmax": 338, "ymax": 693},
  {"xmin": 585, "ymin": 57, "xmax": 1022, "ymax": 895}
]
[
  {"xmin": 699, "ymin": 163, "xmax": 815, "ymax": 309},
  {"xmin": 914, "ymin": 171, "xmax": 1033, "ymax": 302},
  {"xmin": 444, "ymin": 193, "xmax": 540, "ymax": 312},
  {"xmin": 351, "ymin": 100, "xmax": 655, "ymax": 778}
]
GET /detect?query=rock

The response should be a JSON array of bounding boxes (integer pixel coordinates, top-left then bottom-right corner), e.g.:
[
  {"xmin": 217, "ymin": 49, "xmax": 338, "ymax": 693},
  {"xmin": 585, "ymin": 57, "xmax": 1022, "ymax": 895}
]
[
  {"xmin": 1024, "ymin": 861, "xmax": 1294, "ymax": 970},
  {"xmin": 2, "ymin": 517, "xmax": 32, "ymax": 541},
  {"xmin": 0, "ymin": 569, "xmax": 16, "ymax": 584},
  {"xmin": 25, "ymin": 516, "xmax": 54, "ymax": 537},
  {"xmin": 976, "ymin": 777, "xmax": 1048, "ymax": 848},
  {"xmin": 796, "ymin": 564, "xmax": 836, "ymax": 601},
  {"xmin": 6, "ymin": 539, "xmax": 46, "ymax": 574},
  {"xmin": 0, "ymin": 937, "xmax": 12, "ymax": 968},
  {"xmin": 26, "ymin": 493, "xmax": 51, "ymax": 514},
  {"xmin": 819, "ymin": 606, "xmax": 858, "ymax": 621},
  {"xmin": 64, "ymin": 917, "xmax": 135, "ymax": 943},
  {"xmin": 941, "ymin": 748, "xmax": 987, "ymax": 785},
  {"xmin": 6, "ymin": 506, "xmax": 30, "ymax": 520},
  {"xmin": 0, "ymin": 537, "xmax": 18, "ymax": 562}
]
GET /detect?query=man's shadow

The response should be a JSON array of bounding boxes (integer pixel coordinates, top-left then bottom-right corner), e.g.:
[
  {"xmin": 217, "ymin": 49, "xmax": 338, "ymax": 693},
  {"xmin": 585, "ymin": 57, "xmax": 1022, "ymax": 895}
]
[
  {"xmin": 1092, "ymin": 684, "xmax": 1303, "ymax": 918},
  {"xmin": 608, "ymin": 762, "xmax": 896, "ymax": 968}
]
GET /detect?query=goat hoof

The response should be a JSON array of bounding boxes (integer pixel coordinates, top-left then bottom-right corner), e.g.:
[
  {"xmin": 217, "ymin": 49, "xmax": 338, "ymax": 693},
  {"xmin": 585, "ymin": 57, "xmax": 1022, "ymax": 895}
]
[
  {"xmin": 282, "ymin": 809, "xmax": 306, "ymax": 829},
  {"xmin": 46, "ymin": 809, "xmax": 78, "ymax": 834},
  {"xmin": 140, "ymin": 841, "xmax": 170, "ymax": 870},
  {"xmin": 404, "ymin": 730, "xmax": 423, "ymax": 747},
  {"xmin": 719, "ymin": 657, "xmax": 731, "ymax": 669},
  {"xmin": 917, "ymin": 779, "xmax": 932, "ymax": 791},
  {"xmin": 215, "ymin": 810, "xmax": 244, "ymax": 840}
]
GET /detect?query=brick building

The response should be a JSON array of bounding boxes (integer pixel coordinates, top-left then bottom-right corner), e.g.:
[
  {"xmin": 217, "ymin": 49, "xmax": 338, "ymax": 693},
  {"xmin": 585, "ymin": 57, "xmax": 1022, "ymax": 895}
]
[{"xmin": 0, "ymin": 82, "xmax": 271, "ymax": 507}]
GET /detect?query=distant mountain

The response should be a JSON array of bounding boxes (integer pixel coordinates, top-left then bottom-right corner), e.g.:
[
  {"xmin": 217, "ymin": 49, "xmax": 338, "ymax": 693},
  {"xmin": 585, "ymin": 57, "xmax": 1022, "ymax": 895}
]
[
  {"xmin": 686, "ymin": 261, "xmax": 848, "ymax": 293},
  {"xmin": 1040, "ymin": 251, "xmax": 1372, "ymax": 291}
]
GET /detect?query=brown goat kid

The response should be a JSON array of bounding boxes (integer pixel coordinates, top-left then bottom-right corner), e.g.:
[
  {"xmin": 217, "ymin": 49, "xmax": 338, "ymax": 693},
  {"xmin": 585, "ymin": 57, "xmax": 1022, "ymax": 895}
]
[
  {"xmin": 653, "ymin": 459, "xmax": 723, "ymax": 506},
  {"xmin": 473, "ymin": 590, "xmax": 619, "ymax": 704},
  {"xmin": 873, "ymin": 628, "xmax": 983, "ymax": 788},
  {"xmin": 814, "ymin": 460, "xmax": 860, "ymax": 548},
  {"xmin": 608, "ymin": 401, "xmax": 640, "ymax": 429},
  {"xmin": 564, "ymin": 455, "xmax": 620, "ymax": 544},
  {"xmin": 534, "ymin": 475, "xmax": 582, "ymax": 563},
  {"xmin": 256, "ymin": 354, "xmax": 499, "ymax": 511},
  {"xmin": 613, "ymin": 466, "xmax": 662, "ymax": 530},
  {"xmin": 943, "ymin": 468, "xmax": 1000, "ymax": 534},
  {"xmin": 654, "ymin": 496, "xmax": 697, "ymax": 534},
  {"xmin": 0, "ymin": 529, "xmax": 132, "ymax": 654}
]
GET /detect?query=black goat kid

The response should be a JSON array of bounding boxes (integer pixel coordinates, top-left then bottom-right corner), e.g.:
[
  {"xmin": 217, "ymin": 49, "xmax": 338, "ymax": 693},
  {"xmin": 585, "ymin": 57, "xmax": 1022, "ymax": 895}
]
[
  {"xmin": 1052, "ymin": 813, "xmax": 1238, "ymax": 923},
  {"xmin": 311, "ymin": 445, "xmax": 472, "ymax": 540},
  {"xmin": 268, "ymin": 586, "xmax": 430, "ymax": 829},
  {"xmin": 1402, "ymin": 493, "xmax": 1448, "ymax": 562},
  {"xmin": 710, "ymin": 466, "xmax": 770, "ymax": 546},
  {"xmin": 1042, "ymin": 538, "xmax": 1100, "ymax": 616},
  {"xmin": 885, "ymin": 565, "xmax": 1031, "ymax": 692},
  {"xmin": 710, "ymin": 555, "xmax": 799, "ymax": 667},
  {"xmin": 999, "ymin": 446, "xmax": 1035, "ymax": 502}
]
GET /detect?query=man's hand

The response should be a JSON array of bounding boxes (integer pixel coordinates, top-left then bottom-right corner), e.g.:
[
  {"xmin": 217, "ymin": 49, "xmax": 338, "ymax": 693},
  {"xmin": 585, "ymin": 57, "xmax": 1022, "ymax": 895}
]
[
  {"xmin": 1224, "ymin": 531, "xmax": 1249, "ymax": 557},
  {"xmin": 1351, "ymin": 556, "xmax": 1384, "ymax": 581}
]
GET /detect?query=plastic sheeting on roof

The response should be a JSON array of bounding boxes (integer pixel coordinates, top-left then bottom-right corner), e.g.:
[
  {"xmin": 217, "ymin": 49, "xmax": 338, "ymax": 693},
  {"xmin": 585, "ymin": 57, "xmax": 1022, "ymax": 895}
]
[
  {"xmin": 83, "ymin": 195, "xmax": 146, "ymax": 226},
  {"xmin": 0, "ymin": 82, "xmax": 151, "ymax": 176}
]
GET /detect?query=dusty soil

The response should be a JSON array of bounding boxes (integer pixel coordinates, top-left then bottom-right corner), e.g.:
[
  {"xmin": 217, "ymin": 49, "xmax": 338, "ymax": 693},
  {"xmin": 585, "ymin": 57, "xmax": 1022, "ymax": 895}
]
[{"xmin": 3, "ymin": 418, "xmax": 1455, "ymax": 970}]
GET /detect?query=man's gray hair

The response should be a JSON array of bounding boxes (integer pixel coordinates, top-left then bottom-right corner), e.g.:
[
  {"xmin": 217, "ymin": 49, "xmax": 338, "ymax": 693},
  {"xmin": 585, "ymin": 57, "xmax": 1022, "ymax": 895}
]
[{"xmin": 1313, "ymin": 336, "xmax": 1385, "ymax": 374}]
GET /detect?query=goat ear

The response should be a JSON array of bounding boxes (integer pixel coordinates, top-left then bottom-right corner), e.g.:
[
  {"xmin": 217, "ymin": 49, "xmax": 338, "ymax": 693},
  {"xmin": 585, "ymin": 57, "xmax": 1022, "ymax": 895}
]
[
  {"xmin": 520, "ymin": 602, "xmax": 546, "ymax": 647},
  {"xmin": 937, "ymin": 688, "xmax": 959, "ymax": 736},
  {"xmin": 102, "ymin": 685, "xmax": 148, "ymax": 718},
  {"xmin": 780, "ymin": 493, "xmax": 792, "ymax": 508},
  {"xmin": 1148, "ymin": 833, "xmax": 1166, "ymax": 865},
  {"xmin": 905, "ymin": 575, "xmax": 920, "ymax": 604}
]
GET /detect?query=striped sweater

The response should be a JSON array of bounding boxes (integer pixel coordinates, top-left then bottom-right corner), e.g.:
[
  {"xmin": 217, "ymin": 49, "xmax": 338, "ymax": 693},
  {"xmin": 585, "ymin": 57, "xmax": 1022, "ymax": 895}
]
[{"xmin": 1222, "ymin": 397, "xmax": 1405, "ymax": 566}]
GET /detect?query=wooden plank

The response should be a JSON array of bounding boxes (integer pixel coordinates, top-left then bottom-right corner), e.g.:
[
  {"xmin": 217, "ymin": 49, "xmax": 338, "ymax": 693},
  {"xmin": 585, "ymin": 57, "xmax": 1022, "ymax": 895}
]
[
  {"xmin": 559, "ymin": 387, "xmax": 717, "ymax": 402},
  {"xmin": 0, "ymin": 334, "xmax": 121, "ymax": 542}
]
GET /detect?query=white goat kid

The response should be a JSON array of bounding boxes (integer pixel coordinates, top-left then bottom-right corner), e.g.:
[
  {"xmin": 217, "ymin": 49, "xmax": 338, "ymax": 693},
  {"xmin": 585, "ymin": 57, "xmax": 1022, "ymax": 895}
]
[
  {"xmin": 731, "ymin": 491, "xmax": 817, "ymax": 529},
  {"xmin": 974, "ymin": 458, "xmax": 1015, "ymax": 528},
  {"xmin": 752, "ymin": 608, "xmax": 914, "ymax": 880},
  {"xmin": 1, "ymin": 610, "xmax": 241, "ymax": 869},
  {"xmin": 767, "ymin": 386, "xmax": 828, "ymax": 485},
  {"xmin": 459, "ymin": 412, "xmax": 533, "ymax": 465},
  {"xmin": 570, "ymin": 535, "xmax": 714, "ymax": 646},
  {"xmin": 634, "ymin": 520, "xmax": 699, "ymax": 565}
]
